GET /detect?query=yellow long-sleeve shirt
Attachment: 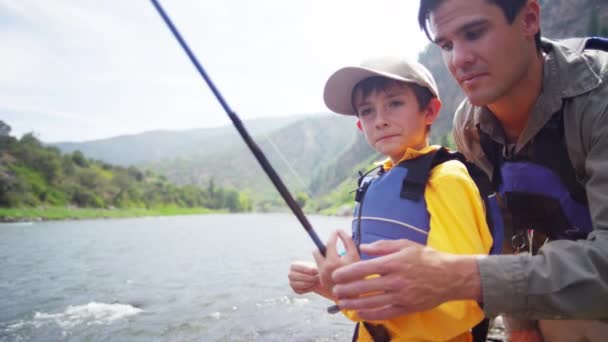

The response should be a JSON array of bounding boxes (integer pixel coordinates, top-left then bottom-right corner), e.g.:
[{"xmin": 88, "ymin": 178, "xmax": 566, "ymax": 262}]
[{"xmin": 345, "ymin": 145, "xmax": 494, "ymax": 342}]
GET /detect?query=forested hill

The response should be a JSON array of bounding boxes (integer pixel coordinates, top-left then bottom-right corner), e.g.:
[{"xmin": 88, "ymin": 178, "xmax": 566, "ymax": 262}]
[{"xmin": 0, "ymin": 121, "xmax": 251, "ymax": 213}]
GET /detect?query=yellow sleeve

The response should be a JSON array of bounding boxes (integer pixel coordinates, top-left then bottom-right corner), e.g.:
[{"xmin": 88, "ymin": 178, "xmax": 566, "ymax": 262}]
[{"xmin": 342, "ymin": 160, "xmax": 493, "ymax": 342}]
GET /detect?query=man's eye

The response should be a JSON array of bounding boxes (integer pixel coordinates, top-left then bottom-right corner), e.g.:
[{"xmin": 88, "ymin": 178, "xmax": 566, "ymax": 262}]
[
  {"xmin": 440, "ymin": 42, "xmax": 453, "ymax": 51},
  {"xmin": 389, "ymin": 100, "xmax": 404, "ymax": 108},
  {"xmin": 464, "ymin": 29, "xmax": 483, "ymax": 41}
]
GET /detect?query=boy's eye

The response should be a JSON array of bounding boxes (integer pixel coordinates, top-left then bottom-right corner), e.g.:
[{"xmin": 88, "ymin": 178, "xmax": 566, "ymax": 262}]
[
  {"xmin": 389, "ymin": 100, "xmax": 404, "ymax": 108},
  {"xmin": 359, "ymin": 108, "xmax": 372, "ymax": 116}
]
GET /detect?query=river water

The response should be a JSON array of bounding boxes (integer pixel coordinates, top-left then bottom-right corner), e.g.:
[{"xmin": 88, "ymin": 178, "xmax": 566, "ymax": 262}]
[{"xmin": 0, "ymin": 214, "xmax": 355, "ymax": 341}]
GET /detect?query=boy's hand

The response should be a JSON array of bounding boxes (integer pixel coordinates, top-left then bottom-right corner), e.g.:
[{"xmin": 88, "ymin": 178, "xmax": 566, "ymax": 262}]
[
  {"xmin": 288, "ymin": 261, "xmax": 321, "ymax": 294},
  {"xmin": 288, "ymin": 260, "xmax": 334, "ymax": 299},
  {"xmin": 313, "ymin": 230, "xmax": 360, "ymax": 294}
]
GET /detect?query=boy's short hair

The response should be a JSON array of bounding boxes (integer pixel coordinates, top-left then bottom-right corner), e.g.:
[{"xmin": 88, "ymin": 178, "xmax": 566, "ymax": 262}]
[
  {"xmin": 351, "ymin": 77, "xmax": 435, "ymax": 113},
  {"xmin": 324, "ymin": 57, "xmax": 439, "ymax": 116}
]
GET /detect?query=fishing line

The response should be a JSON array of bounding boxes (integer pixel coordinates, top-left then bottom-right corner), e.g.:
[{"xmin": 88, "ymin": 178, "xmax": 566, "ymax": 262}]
[
  {"xmin": 149, "ymin": 0, "xmax": 326, "ymax": 256},
  {"xmin": 261, "ymin": 131, "xmax": 313, "ymax": 198}
]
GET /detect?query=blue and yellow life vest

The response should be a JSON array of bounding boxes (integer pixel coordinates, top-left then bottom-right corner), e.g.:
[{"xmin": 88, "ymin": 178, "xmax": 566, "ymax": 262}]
[{"xmin": 352, "ymin": 147, "xmax": 504, "ymax": 260}]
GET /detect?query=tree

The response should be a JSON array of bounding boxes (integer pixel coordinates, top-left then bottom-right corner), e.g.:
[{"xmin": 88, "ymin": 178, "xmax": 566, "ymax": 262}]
[
  {"xmin": 295, "ymin": 192, "xmax": 309, "ymax": 209},
  {"xmin": 0, "ymin": 120, "xmax": 11, "ymax": 137},
  {"xmin": 72, "ymin": 150, "xmax": 89, "ymax": 167}
]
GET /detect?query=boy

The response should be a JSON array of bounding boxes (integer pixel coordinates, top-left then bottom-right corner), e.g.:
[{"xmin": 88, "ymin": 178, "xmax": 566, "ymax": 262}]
[{"xmin": 288, "ymin": 57, "xmax": 494, "ymax": 341}]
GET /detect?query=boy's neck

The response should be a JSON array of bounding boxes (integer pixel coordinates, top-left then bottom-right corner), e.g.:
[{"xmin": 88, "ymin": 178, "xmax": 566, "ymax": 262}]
[
  {"xmin": 388, "ymin": 142, "xmax": 430, "ymax": 165},
  {"xmin": 487, "ymin": 52, "xmax": 545, "ymax": 143}
]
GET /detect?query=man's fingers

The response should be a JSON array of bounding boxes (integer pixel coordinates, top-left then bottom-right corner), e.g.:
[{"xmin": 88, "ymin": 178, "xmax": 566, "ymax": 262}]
[
  {"xmin": 332, "ymin": 274, "xmax": 396, "ymax": 299},
  {"xmin": 359, "ymin": 239, "xmax": 418, "ymax": 256},
  {"xmin": 336, "ymin": 291, "xmax": 395, "ymax": 310},
  {"xmin": 332, "ymin": 256, "xmax": 393, "ymax": 284}
]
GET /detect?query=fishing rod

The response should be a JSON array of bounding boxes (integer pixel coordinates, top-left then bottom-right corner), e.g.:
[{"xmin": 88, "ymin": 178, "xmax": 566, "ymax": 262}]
[{"xmin": 149, "ymin": 0, "xmax": 326, "ymax": 256}]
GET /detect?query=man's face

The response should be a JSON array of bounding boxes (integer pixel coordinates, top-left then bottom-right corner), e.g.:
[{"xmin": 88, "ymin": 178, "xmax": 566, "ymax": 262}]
[{"xmin": 429, "ymin": 0, "xmax": 537, "ymax": 106}]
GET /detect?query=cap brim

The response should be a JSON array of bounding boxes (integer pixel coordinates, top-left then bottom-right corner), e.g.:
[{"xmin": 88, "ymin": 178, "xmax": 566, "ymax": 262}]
[{"xmin": 323, "ymin": 66, "xmax": 422, "ymax": 116}]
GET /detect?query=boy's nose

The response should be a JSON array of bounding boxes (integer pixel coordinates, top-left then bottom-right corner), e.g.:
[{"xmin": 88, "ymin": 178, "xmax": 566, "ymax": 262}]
[{"xmin": 374, "ymin": 110, "xmax": 390, "ymax": 128}]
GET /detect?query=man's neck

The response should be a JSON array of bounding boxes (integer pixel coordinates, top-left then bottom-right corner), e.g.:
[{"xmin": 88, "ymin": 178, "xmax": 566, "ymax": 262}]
[{"xmin": 487, "ymin": 52, "xmax": 545, "ymax": 143}]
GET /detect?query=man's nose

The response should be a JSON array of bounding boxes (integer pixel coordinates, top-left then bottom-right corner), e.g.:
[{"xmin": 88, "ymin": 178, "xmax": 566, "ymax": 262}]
[{"xmin": 451, "ymin": 42, "xmax": 476, "ymax": 70}]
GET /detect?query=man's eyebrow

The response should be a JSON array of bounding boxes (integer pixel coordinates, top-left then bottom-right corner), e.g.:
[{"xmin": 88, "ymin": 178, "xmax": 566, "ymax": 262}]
[{"xmin": 433, "ymin": 19, "xmax": 489, "ymax": 45}]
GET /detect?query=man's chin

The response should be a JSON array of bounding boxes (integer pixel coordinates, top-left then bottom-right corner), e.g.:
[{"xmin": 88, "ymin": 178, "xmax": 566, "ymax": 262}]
[{"xmin": 464, "ymin": 91, "xmax": 494, "ymax": 107}]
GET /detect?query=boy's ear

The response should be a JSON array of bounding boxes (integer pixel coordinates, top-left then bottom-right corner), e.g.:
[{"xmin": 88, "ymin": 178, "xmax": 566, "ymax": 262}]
[
  {"xmin": 356, "ymin": 119, "xmax": 363, "ymax": 131},
  {"xmin": 424, "ymin": 98, "xmax": 442, "ymax": 125}
]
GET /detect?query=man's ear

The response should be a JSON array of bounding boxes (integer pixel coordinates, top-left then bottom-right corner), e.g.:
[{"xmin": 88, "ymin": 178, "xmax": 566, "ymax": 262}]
[
  {"xmin": 520, "ymin": 0, "xmax": 541, "ymax": 40},
  {"xmin": 424, "ymin": 98, "xmax": 441, "ymax": 125},
  {"xmin": 356, "ymin": 119, "xmax": 363, "ymax": 131}
]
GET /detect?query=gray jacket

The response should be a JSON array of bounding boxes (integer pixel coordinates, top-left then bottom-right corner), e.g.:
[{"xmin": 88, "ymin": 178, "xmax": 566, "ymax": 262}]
[{"xmin": 453, "ymin": 39, "xmax": 608, "ymax": 319}]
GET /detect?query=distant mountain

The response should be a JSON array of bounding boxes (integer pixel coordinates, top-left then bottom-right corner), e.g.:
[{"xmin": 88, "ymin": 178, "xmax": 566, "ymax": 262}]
[
  {"xmin": 143, "ymin": 115, "xmax": 378, "ymax": 204},
  {"xmin": 53, "ymin": 115, "xmax": 308, "ymax": 166}
]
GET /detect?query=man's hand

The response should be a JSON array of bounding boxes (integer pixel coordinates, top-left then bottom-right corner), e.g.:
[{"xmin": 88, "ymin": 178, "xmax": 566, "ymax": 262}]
[{"xmin": 331, "ymin": 239, "xmax": 482, "ymax": 320}]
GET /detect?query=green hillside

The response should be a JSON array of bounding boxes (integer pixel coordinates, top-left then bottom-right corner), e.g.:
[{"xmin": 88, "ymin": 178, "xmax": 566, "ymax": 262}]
[{"xmin": 0, "ymin": 121, "xmax": 252, "ymax": 221}]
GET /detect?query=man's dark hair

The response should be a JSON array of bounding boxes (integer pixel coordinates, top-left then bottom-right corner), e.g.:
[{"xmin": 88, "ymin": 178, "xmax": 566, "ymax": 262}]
[{"xmin": 417, "ymin": 0, "xmax": 541, "ymax": 49}]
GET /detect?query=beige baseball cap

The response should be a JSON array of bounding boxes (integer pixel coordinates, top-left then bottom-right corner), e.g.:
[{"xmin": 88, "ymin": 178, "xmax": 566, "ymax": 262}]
[{"xmin": 323, "ymin": 56, "xmax": 439, "ymax": 116}]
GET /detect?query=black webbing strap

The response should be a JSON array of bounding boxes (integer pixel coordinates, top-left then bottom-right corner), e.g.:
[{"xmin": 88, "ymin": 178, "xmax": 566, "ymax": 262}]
[
  {"xmin": 477, "ymin": 125, "xmax": 504, "ymax": 192},
  {"xmin": 472, "ymin": 318, "xmax": 490, "ymax": 342},
  {"xmin": 398, "ymin": 149, "xmax": 448, "ymax": 201},
  {"xmin": 558, "ymin": 36, "xmax": 608, "ymax": 53},
  {"xmin": 532, "ymin": 109, "xmax": 587, "ymax": 204},
  {"xmin": 352, "ymin": 322, "xmax": 390, "ymax": 342}
]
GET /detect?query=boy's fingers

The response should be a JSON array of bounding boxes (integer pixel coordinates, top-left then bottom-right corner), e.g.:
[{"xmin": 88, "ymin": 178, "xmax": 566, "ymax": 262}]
[
  {"xmin": 337, "ymin": 230, "xmax": 359, "ymax": 259},
  {"xmin": 288, "ymin": 269, "xmax": 318, "ymax": 282},
  {"xmin": 290, "ymin": 261, "xmax": 318, "ymax": 275},
  {"xmin": 324, "ymin": 230, "xmax": 339, "ymax": 257},
  {"xmin": 312, "ymin": 249, "xmax": 324, "ymax": 266},
  {"xmin": 290, "ymin": 280, "xmax": 317, "ymax": 294}
]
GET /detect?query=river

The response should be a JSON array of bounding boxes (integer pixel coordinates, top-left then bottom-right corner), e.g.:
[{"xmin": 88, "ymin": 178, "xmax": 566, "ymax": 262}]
[{"xmin": 0, "ymin": 214, "xmax": 354, "ymax": 341}]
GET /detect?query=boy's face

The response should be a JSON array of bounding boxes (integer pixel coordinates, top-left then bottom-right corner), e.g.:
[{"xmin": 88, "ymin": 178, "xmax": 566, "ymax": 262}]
[
  {"xmin": 354, "ymin": 83, "xmax": 432, "ymax": 164},
  {"xmin": 429, "ymin": 0, "xmax": 539, "ymax": 106}
]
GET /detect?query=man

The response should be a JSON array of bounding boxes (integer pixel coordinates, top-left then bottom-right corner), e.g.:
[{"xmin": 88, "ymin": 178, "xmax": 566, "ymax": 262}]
[{"xmin": 330, "ymin": 0, "xmax": 608, "ymax": 340}]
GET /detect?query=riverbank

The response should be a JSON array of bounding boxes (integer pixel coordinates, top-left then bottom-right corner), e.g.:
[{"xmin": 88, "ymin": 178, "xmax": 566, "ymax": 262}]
[{"xmin": 0, "ymin": 207, "xmax": 222, "ymax": 222}]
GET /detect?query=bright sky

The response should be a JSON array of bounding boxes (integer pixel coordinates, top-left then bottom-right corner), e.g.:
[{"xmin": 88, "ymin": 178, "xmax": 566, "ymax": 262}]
[{"xmin": 1, "ymin": 0, "xmax": 430, "ymax": 142}]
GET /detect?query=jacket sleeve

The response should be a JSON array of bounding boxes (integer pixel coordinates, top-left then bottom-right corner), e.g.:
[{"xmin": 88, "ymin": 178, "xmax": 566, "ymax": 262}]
[{"xmin": 478, "ymin": 102, "xmax": 608, "ymax": 319}]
